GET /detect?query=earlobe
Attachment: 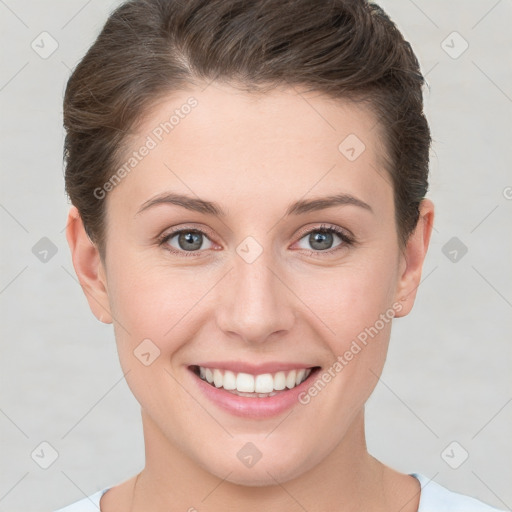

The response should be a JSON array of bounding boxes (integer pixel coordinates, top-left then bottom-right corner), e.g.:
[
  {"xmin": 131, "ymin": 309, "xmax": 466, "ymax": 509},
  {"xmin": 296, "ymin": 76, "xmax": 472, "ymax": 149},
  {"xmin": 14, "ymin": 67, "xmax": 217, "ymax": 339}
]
[
  {"xmin": 65, "ymin": 206, "xmax": 113, "ymax": 324},
  {"xmin": 393, "ymin": 199, "xmax": 435, "ymax": 318}
]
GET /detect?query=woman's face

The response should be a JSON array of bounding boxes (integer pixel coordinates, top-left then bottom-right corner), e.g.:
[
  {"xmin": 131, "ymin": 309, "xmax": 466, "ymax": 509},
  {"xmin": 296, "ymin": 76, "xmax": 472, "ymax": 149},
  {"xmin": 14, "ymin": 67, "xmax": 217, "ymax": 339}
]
[{"xmin": 69, "ymin": 82, "xmax": 432, "ymax": 486}]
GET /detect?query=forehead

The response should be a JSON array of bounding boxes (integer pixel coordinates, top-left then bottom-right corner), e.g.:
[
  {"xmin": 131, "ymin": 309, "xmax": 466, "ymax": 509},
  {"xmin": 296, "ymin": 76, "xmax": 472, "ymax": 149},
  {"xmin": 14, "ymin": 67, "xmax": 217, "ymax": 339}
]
[
  {"xmin": 107, "ymin": 82, "xmax": 392, "ymax": 219},
  {"xmin": 138, "ymin": 82, "xmax": 381, "ymax": 154}
]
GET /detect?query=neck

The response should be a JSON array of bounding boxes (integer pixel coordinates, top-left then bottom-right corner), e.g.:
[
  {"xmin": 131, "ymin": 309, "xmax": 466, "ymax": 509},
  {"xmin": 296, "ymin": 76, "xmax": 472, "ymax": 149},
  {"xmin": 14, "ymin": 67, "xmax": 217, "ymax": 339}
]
[{"xmin": 131, "ymin": 407, "xmax": 405, "ymax": 512}]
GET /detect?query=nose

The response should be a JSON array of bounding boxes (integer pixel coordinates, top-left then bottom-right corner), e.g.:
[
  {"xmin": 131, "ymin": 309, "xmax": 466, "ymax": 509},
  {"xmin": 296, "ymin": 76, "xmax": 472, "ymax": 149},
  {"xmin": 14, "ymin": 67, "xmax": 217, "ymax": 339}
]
[{"xmin": 215, "ymin": 246, "xmax": 296, "ymax": 345}]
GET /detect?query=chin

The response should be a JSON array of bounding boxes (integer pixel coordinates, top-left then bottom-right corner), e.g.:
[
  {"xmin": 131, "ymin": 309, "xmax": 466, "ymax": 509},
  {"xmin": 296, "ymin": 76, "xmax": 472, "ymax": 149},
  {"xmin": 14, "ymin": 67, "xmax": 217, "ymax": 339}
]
[
  {"xmin": 198, "ymin": 449, "xmax": 314, "ymax": 488},
  {"xmin": 223, "ymin": 467, "xmax": 301, "ymax": 488}
]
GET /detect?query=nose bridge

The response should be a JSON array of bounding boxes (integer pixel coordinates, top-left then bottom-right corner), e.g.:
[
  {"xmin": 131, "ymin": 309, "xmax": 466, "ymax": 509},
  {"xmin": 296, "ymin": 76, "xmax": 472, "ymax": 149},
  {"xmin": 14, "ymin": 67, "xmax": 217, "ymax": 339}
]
[{"xmin": 215, "ymin": 237, "xmax": 295, "ymax": 344}]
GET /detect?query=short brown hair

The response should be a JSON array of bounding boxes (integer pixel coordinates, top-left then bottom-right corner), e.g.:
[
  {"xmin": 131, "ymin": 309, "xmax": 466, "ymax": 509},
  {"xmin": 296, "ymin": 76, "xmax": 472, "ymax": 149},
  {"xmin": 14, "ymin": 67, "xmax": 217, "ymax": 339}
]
[{"xmin": 63, "ymin": 0, "xmax": 431, "ymax": 259}]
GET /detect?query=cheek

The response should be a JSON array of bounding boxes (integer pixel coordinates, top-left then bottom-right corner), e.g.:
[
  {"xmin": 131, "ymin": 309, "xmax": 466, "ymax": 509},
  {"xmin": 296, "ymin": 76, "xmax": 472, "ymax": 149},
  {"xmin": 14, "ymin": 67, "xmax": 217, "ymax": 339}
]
[
  {"xmin": 293, "ymin": 255, "xmax": 398, "ymax": 346},
  {"xmin": 108, "ymin": 256, "xmax": 201, "ymax": 335},
  {"xmin": 291, "ymin": 250, "xmax": 398, "ymax": 406},
  {"xmin": 106, "ymin": 263, "xmax": 202, "ymax": 412},
  {"xmin": 105, "ymin": 262, "xmax": 202, "ymax": 389},
  {"xmin": 295, "ymin": 267, "xmax": 395, "ymax": 428}
]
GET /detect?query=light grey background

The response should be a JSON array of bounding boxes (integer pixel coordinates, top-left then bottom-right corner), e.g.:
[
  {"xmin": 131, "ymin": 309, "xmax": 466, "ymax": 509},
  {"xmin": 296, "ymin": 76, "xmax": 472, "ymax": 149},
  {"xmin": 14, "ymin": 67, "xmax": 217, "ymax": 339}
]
[{"xmin": 0, "ymin": 1, "xmax": 511, "ymax": 511}]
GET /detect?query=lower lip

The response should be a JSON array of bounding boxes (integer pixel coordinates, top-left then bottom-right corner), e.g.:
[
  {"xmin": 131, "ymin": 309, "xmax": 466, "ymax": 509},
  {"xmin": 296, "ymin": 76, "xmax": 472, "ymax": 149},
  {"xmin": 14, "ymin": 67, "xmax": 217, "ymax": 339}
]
[{"xmin": 190, "ymin": 368, "xmax": 320, "ymax": 419}]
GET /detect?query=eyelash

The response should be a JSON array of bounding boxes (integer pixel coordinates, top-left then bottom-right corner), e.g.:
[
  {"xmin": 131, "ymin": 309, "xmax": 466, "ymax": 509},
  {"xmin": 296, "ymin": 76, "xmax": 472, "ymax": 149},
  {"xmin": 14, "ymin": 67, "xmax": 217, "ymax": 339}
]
[{"xmin": 157, "ymin": 224, "xmax": 355, "ymax": 258}]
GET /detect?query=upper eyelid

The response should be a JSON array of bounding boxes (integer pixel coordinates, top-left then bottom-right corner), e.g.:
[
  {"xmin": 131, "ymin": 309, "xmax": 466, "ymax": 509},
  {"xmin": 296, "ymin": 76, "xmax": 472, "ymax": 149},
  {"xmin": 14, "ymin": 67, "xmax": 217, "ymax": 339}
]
[{"xmin": 295, "ymin": 223, "xmax": 352, "ymax": 240}]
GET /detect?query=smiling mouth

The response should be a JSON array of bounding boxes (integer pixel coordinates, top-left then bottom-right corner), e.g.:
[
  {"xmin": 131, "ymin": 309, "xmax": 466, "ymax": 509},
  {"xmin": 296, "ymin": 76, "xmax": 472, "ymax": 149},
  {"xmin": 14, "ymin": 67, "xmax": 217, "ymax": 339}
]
[{"xmin": 189, "ymin": 365, "xmax": 320, "ymax": 398}]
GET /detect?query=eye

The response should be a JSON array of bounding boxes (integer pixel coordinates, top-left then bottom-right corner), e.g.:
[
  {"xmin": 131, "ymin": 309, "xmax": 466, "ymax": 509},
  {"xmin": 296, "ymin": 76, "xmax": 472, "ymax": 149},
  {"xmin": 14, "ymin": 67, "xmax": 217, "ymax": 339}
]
[
  {"xmin": 158, "ymin": 227, "xmax": 215, "ymax": 256},
  {"xmin": 294, "ymin": 224, "xmax": 354, "ymax": 255}
]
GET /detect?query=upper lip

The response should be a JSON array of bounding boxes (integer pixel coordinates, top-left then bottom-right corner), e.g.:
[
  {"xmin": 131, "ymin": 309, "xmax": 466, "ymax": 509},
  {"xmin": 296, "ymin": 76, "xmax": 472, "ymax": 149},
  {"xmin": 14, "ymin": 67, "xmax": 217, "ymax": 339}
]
[{"xmin": 191, "ymin": 361, "xmax": 318, "ymax": 375}]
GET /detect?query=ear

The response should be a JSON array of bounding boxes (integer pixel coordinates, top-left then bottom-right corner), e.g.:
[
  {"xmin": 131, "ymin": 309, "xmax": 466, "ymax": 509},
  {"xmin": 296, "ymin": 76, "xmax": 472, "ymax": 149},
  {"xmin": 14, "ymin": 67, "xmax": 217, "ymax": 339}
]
[
  {"xmin": 65, "ymin": 206, "xmax": 112, "ymax": 324},
  {"xmin": 393, "ymin": 199, "xmax": 435, "ymax": 317}
]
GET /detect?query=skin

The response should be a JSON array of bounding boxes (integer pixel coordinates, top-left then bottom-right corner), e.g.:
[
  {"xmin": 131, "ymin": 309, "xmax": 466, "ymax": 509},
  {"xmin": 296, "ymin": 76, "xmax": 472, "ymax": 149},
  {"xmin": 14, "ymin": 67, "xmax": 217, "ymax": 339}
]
[{"xmin": 66, "ymin": 82, "xmax": 434, "ymax": 511}]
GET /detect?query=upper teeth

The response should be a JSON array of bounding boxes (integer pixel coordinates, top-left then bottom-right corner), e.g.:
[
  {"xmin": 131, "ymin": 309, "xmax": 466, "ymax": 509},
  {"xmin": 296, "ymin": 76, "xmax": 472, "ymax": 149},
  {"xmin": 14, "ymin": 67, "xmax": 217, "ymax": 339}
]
[{"xmin": 198, "ymin": 366, "xmax": 312, "ymax": 393}]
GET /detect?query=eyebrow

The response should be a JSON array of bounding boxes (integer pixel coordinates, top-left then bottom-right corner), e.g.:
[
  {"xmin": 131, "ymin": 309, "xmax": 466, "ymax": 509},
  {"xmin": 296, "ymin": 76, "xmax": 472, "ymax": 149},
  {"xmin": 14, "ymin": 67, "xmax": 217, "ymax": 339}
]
[{"xmin": 136, "ymin": 192, "xmax": 373, "ymax": 217}]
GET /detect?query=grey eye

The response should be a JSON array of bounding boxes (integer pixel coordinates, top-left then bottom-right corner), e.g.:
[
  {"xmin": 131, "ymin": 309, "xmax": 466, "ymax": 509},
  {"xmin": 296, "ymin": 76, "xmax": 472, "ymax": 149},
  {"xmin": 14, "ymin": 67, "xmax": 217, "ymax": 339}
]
[
  {"xmin": 296, "ymin": 230, "xmax": 343, "ymax": 251},
  {"xmin": 167, "ymin": 230, "xmax": 213, "ymax": 252}
]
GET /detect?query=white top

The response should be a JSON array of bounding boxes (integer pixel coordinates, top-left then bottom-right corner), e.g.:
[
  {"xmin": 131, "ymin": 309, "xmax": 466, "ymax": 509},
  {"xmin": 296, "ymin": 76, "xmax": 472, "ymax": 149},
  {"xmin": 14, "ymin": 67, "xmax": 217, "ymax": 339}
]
[{"xmin": 53, "ymin": 473, "xmax": 506, "ymax": 511}]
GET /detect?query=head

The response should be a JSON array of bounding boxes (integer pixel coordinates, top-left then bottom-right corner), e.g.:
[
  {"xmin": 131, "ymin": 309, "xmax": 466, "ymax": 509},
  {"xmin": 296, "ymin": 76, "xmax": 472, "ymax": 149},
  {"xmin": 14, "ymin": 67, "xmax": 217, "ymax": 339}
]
[{"xmin": 65, "ymin": 0, "xmax": 434, "ymax": 487}]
